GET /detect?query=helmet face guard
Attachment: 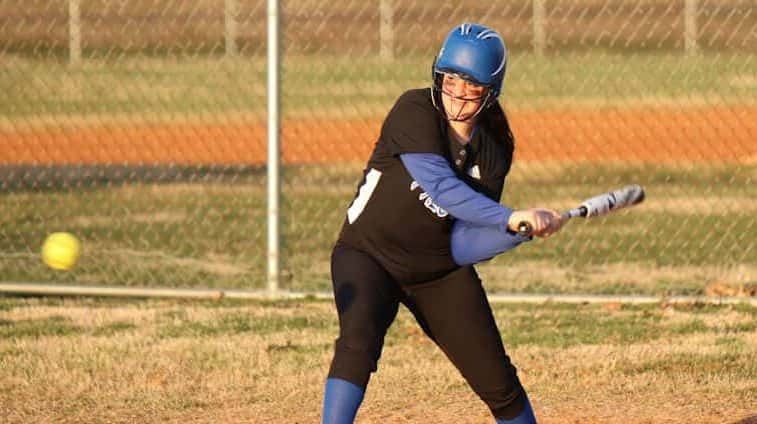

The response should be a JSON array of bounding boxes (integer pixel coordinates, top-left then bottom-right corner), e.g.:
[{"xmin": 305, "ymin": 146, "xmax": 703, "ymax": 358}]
[
  {"xmin": 431, "ymin": 23, "xmax": 508, "ymax": 120},
  {"xmin": 432, "ymin": 71, "xmax": 494, "ymax": 121}
]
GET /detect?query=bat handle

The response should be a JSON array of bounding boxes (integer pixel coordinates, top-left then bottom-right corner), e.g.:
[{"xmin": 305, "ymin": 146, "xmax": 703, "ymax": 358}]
[
  {"xmin": 517, "ymin": 210, "xmax": 575, "ymax": 237},
  {"xmin": 516, "ymin": 221, "xmax": 532, "ymax": 238}
]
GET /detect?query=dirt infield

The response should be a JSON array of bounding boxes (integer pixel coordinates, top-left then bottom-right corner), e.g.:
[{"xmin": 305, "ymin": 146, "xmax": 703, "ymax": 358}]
[{"xmin": 2, "ymin": 106, "xmax": 756, "ymax": 165}]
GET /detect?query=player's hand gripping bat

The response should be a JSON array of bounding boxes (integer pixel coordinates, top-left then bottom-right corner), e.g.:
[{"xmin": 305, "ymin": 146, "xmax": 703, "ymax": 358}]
[{"xmin": 517, "ymin": 184, "xmax": 646, "ymax": 237}]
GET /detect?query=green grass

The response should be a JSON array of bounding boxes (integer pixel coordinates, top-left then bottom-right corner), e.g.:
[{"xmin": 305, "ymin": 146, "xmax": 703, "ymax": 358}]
[
  {"xmin": 1, "ymin": 162, "xmax": 755, "ymax": 294},
  {"xmin": 489, "ymin": 302, "xmax": 757, "ymax": 348},
  {"xmin": 0, "ymin": 297, "xmax": 752, "ymax": 345},
  {"xmin": 1, "ymin": 296, "xmax": 754, "ymax": 352},
  {"xmin": 1, "ymin": 52, "xmax": 755, "ymax": 122},
  {"xmin": 91, "ymin": 321, "xmax": 138, "ymax": 336},
  {"xmin": 620, "ymin": 351, "xmax": 757, "ymax": 379},
  {"xmin": 0, "ymin": 315, "xmax": 83, "ymax": 338},
  {"xmin": 0, "ymin": 314, "xmax": 137, "ymax": 339}
]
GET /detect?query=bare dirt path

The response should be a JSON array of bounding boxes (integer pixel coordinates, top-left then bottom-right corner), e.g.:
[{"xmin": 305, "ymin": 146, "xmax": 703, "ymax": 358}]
[{"xmin": 2, "ymin": 106, "xmax": 756, "ymax": 165}]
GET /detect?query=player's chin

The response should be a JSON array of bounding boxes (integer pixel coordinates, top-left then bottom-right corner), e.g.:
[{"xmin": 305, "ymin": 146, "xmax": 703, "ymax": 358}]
[{"xmin": 445, "ymin": 110, "xmax": 477, "ymax": 122}]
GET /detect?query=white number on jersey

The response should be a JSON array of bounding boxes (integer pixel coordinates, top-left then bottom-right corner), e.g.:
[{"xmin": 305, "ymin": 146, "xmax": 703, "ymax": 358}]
[{"xmin": 347, "ymin": 168, "xmax": 382, "ymax": 224}]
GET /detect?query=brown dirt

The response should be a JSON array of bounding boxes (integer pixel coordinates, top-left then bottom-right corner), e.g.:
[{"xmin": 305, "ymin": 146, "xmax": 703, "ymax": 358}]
[{"xmin": 2, "ymin": 106, "xmax": 756, "ymax": 165}]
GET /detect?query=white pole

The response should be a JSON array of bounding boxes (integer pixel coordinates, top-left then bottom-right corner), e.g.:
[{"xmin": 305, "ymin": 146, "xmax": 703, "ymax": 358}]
[
  {"xmin": 532, "ymin": 0, "xmax": 546, "ymax": 56},
  {"xmin": 267, "ymin": 0, "xmax": 280, "ymax": 294},
  {"xmin": 684, "ymin": 0, "xmax": 698, "ymax": 55},
  {"xmin": 379, "ymin": 0, "xmax": 394, "ymax": 61},
  {"xmin": 68, "ymin": 0, "xmax": 82, "ymax": 64},
  {"xmin": 225, "ymin": 0, "xmax": 239, "ymax": 57}
]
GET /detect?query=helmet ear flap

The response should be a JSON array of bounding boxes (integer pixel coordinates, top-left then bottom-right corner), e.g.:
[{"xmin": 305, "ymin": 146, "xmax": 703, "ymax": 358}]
[
  {"xmin": 431, "ymin": 56, "xmax": 446, "ymax": 114},
  {"xmin": 431, "ymin": 56, "xmax": 437, "ymax": 82},
  {"xmin": 430, "ymin": 68, "xmax": 444, "ymax": 114}
]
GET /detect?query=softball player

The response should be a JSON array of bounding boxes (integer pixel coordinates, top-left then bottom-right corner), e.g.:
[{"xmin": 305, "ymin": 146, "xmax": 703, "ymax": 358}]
[{"xmin": 322, "ymin": 23, "xmax": 564, "ymax": 424}]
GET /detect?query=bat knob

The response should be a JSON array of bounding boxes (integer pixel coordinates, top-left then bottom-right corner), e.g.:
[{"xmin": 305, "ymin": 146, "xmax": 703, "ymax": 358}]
[{"xmin": 517, "ymin": 221, "xmax": 532, "ymax": 237}]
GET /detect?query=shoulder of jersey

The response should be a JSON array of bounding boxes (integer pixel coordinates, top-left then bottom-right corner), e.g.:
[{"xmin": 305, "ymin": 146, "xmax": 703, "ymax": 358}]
[{"xmin": 396, "ymin": 88, "xmax": 435, "ymax": 110}]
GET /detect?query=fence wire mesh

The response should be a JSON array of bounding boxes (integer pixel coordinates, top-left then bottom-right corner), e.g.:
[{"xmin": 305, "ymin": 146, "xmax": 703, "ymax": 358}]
[{"xmin": 0, "ymin": 0, "xmax": 755, "ymax": 296}]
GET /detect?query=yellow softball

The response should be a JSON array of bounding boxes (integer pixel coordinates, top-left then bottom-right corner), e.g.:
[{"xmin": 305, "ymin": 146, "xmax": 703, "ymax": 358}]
[{"xmin": 42, "ymin": 232, "xmax": 81, "ymax": 271}]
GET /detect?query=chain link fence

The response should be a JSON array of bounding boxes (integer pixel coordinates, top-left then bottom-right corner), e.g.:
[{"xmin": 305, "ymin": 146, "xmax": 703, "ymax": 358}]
[{"xmin": 1, "ymin": 1, "xmax": 755, "ymax": 297}]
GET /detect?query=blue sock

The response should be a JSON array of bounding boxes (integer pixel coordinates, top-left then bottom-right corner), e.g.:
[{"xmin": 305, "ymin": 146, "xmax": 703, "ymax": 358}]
[
  {"xmin": 321, "ymin": 378, "xmax": 365, "ymax": 424},
  {"xmin": 495, "ymin": 394, "xmax": 537, "ymax": 424}
]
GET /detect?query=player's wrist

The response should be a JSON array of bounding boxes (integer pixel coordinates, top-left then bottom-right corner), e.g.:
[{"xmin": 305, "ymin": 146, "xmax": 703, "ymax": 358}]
[{"xmin": 506, "ymin": 209, "xmax": 527, "ymax": 233}]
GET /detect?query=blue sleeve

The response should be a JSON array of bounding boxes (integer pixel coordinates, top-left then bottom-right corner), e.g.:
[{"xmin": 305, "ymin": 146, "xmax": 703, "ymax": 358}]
[
  {"xmin": 451, "ymin": 220, "xmax": 530, "ymax": 266},
  {"xmin": 400, "ymin": 153, "xmax": 513, "ymax": 228}
]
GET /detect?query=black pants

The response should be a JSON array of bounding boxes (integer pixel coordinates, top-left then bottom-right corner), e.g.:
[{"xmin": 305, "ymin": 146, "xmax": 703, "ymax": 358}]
[{"xmin": 327, "ymin": 243, "xmax": 526, "ymax": 419}]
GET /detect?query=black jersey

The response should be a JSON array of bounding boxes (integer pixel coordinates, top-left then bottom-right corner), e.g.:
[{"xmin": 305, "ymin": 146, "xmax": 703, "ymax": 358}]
[{"xmin": 337, "ymin": 88, "xmax": 514, "ymax": 284}]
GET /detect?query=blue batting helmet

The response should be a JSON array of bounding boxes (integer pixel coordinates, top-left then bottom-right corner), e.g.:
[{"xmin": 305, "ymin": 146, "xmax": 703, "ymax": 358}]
[{"xmin": 432, "ymin": 23, "xmax": 508, "ymax": 115}]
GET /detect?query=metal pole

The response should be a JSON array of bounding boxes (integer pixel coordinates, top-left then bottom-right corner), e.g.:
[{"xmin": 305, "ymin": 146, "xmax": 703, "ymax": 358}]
[
  {"xmin": 68, "ymin": 0, "xmax": 82, "ymax": 65},
  {"xmin": 379, "ymin": 0, "xmax": 394, "ymax": 61},
  {"xmin": 684, "ymin": 0, "xmax": 699, "ymax": 55},
  {"xmin": 225, "ymin": 0, "xmax": 239, "ymax": 57},
  {"xmin": 533, "ymin": 0, "xmax": 546, "ymax": 56},
  {"xmin": 267, "ymin": 0, "xmax": 280, "ymax": 294}
]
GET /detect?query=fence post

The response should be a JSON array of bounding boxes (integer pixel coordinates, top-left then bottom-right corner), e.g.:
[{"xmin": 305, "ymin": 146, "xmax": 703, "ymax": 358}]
[
  {"xmin": 267, "ymin": 0, "xmax": 281, "ymax": 294},
  {"xmin": 533, "ymin": 0, "xmax": 546, "ymax": 56},
  {"xmin": 380, "ymin": 0, "xmax": 394, "ymax": 61},
  {"xmin": 684, "ymin": 0, "xmax": 698, "ymax": 54},
  {"xmin": 225, "ymin": 0, "xmax": 239, "ymax": 57},
  {"xmin": 68, "ymin": 0, "xmax": 82, "ymax": 64}
]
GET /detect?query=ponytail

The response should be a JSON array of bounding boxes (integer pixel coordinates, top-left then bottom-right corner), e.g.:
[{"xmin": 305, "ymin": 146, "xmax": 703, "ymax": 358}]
[{"xmin": 483, "ymin": 101, "xmax": 515, "ymax": 174}]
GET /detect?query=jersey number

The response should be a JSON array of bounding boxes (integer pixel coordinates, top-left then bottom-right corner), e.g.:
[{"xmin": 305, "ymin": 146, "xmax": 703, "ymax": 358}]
[{"xmin": 347, "ymin": 168, "xmax": 382, "ymax": 224}]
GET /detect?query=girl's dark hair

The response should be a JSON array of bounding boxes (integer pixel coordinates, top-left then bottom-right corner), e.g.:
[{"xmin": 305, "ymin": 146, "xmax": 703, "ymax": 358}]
[{"xmin": 482, "ymin": 100, "xmax": 515, "ymax": 173}]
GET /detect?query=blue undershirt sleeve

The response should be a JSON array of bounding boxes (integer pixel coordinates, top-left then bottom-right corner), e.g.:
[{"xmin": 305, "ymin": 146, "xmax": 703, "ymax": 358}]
[
  {"xmin": 399, "ymin": 153, "xmax": 513, "ymax": 228},
  {"xmin": 450, "ymin": 220, "xmax": 530, "ymax": 266},
  {"xmin": 400, "ymin": 152, "xmax": 530, "ymax": 265}
]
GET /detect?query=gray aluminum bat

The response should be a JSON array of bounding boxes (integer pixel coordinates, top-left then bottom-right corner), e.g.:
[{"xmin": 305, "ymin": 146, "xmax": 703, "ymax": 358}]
[{"xmin": 517, "ymin": 184, "xmax": 646, "ymax": 237}]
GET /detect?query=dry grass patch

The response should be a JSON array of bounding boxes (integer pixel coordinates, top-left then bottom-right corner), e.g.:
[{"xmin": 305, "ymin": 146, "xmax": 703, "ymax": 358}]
[
  {"xmin": 479, "ymin": 261, "xmax": 757, "ymax": 295},
  {"xmin": 101, "ymin": 248, "xmax": 251, "ymax": 277},
  {"xmin": 641, "ymin": 196, "xmax": 757, "ymax": 215},
  {"xmin": 0, "ymin": 298, "xmax": 754, "ymax": 423},
  {"xmin": 73, "ymin": 212, "xmax": 187, "ymax": 227}
]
